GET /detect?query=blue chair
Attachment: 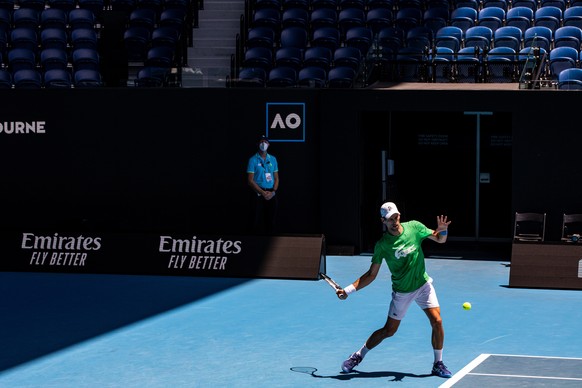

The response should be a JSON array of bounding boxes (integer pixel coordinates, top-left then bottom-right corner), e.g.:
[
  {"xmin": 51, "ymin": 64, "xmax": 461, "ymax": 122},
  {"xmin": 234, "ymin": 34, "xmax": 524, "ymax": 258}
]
[
  {"xmin": 151, "ymin": 26, "xmax": 180, "ymax": 48},
  {"xmin": 339, "ymin": 0, "xmax": 365, "ymax": 10},
  {"xmin": 129, "ymin": 8, "xmax": 157, "ymax": 31},
  {"xmin": 242, "ymin": 46, "xmax": 273, "ymax": 71},
  {"xmin": 455, "ymin": 46, "xmax": 483, "ymax": 82},
  {"xmin": 245, "ymin": 27, "xmax": 275, "ymax": 49},
  {"xmin": 309, "ymin": 8, "xmax": 338, "ymax": 31},
  {"xmin": 159, "ymin": 8, "xmax": 186, "ymax": 32},
  {"xmin": 435, "ymin": 26, "xmax": 464, "ymax": 52},
  {"xmin": 144, "ymin": 46, "xmax": 174, "ymax": 68},
  {"xmin": 534, "ymin": 6, "xmax": 562, "ymax": 33},
  {"xmin": 338, "ymin": 8, "xmax": 366, "ymax": 37},
  {"xmin": 68, "ymin": 9, "xmax": 96, "ymax": 30},
  {"xmin": 453, "ymin": 0, "xmax": 479, "ymax": 10},
  {"xmin": 395, "ymin": 46, "xmax": 427, "ymax": 82},
  {"xmin": 12, "ymin": 8, "xmax": 39, "ymax": 30},
  {"xmin": 0, "ymin": 68, "xmax": 12, "ymax": 88},
  {"xmin": 377, "ymin": 26, "xmax": 405, "ymax": 52},
  {"xmin": 540, "ymin": 0, "xmax": 566, "ymax": 11},
  {"xmin": 283, "ymin": 0, "xmax": 310, "ymax": 10},
  {"xmin": 252, "ymin": 8, "xmax": 281, "ymax": 33},
  {"xmin": 40, "ymin": 28, "xmax": 68, "ymax": 51},
  {"xmin": 134, "ymin": 66, "xmax": 169, "ymax": 87},
  {"xmin": 327, "ymin": 66, "xmax": 356, "ymax": 88},
  {"xmin": 8, "ymin": 48, "xmax": 36, "ymax": 73},
  {"xmin": 253, "ymin": 0, "xmax": 282, "ymax": 10},
  {"xmin": 465, "ymin": 26, "xmax": 493, "ymax": 50},
  {"xmin": 406, "ymin": 26, "xmax": 434, "ymax": 51},
  {"xmin": 73, "ymin": 69, "xmax": 102, "ymax": 87},
  {"xmin": 482, "ymin": 0, "xmax": 508, "ymax": 11},
  {"xmin": 40, "ymin": 8, "xmax": 68, "ymax": 30},
  {"xmin": 563, "ymin": 7, "xmax": 582, "ymax": 30},
  {"xmin": 367, "ymin": 0, "xmax": 394, "ymax": 9},
  {"xmin": 553, "ymin": 26, "xmax": 582, "ymax": 50},
  {"xmin": 303, "ymin": 46, "xmax": 332, "ymax": 70},
  {"xmin": 494, "ymin": 26, "xmax": 523, "ymax": 52},
  {"xmin": 71, "ymin": 28, "xmax": 99, "ymax": 50},
  {"xmin": 9, "ymin": 28, "xmax": 38, "ymax": 52},
  {"xmin": 486, "ymin": 46, "xmax": 518, "ymax": 82},
  {"xmin": 423, "ymin": 7, "xmax": 449, "ymax": 36},
  {"xmin": 429, "ymin": 46, "xmax": 455, "ymax": 82},
  {"xmin": 518, "ymin": 46, "xmax": 548, "ymax": 80},
  {"xmin": 548, "ymin": 46, "xmax": 578, "ymax": 80},
  {"xmin": 297, "ymin": 65, "xmax": 327, "ymax": 87},
  {"xmin": 311, "ymin": 0, "xmax": 339, "ymax": 10},
  {"xmin": 274, "ymin": 46, "xmax": 303, "ymax": 71},
  {"xmin": 78, "ymin": 0, "xmax": 105, "ymax": 17},
  {"xmin": 43, "ymin": 68, "xmax": 72, "ymax": 88},
  {"xmin": 40, "ymin": 47, "xmax": 68, "ymax": 71},
  {"xmin": 280, "ymin": 26, "xmax": 308, "ymax": 49},
  {"xmin": 17, "ymin": 0, "xmax": 46, "ymax": 11},
  {"xmin": 366, "ymin": 8, "xmax": 393, "ymax": 35},
  {"xmin": 345, "ymin": 26, "xmax": 373, "ymax": 56},
  {"xmin": 267, "ymin": 66, "xmax": 297, "ymax": 87},
  {"xmin": 523, "ymin": 26, "xmax": 553, "ymax": 52},
  {"xmin": 47, "ymin": 0, "xmax": 76, "ymax": 11},
  {"xmin": 72, "ymin": 48, "xmax": 100, "ymax": 72},
  {"xmin": 394, "ymin": 7, "xmax": 422, "ymax": 33},
  {"xmin": 235, "ymin": 67, "xmax": 267, "ymax": 87},
  {"xmin": 511, "ymin": 0, "xmax": 537, "ymax": 10},
  {"xmin": 450, "ymin": 7, "xmax": 477, "ymax": 33},
  {"xmin": 557, "ymin": 67, "xmax": 582, "ymax": 89},
  {"xmin": 333, "ymin": 46, "xmax": 362, "ymax": 71},
  {"xmin": 124, "ymin": 26, "xmax": 151, "ymax": 62},
  {"xmin": 477, "ymin": 7, "xmax": 505, "ymax": 33},
  {"xmin": 13, "ymin": 69, "xmax": 42, "ymax": 89},
  {"xmin": 505, "ymin": 7, "xmax": 534, "ymax": 34},
  {"xmin": 281, "ymin": 8, "xmax": 309, "ymax": 30},
  {"xmin": 311, "ymin": 26, "xmax": 341, "ymax": 51}
]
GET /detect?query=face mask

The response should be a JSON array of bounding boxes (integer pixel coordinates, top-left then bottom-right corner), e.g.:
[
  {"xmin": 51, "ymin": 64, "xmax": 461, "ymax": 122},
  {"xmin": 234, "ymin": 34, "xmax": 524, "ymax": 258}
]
[{"xmin": 259, "ymin": 143, "xmax": 269, "ymax": 152}]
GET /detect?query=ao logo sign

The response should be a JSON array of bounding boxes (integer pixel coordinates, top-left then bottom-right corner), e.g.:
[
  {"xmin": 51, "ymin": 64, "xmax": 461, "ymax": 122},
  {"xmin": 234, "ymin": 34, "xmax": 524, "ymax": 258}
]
[
  {"xmin": 270, "ymin": 113, "xmax": 301, "ymax": 129},
  {"xmin": 266, "ymin": 103, "xmax": 305, "ymax": 142}
]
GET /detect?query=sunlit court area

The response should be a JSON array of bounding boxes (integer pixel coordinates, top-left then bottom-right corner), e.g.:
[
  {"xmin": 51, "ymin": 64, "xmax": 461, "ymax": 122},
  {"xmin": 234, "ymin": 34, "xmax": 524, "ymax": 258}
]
[{"xmin": 2, "ymin": 0, "xmax": 582, "ymax": 386}]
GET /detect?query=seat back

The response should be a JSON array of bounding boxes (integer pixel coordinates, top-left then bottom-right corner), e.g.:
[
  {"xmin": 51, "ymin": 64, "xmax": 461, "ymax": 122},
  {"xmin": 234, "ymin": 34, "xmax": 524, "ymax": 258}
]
[
  {"xmin": 561, "ymin": 213, "xmax": 582, "ymax": 241},
  {"xmin": 514, "ymin": 212, "xmax": 546, "ymax": 242}
]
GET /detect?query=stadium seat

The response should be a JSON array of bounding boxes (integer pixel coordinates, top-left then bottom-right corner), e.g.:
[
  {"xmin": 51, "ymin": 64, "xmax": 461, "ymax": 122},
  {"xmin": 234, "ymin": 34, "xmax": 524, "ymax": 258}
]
[
  {"xmin": 423, "ymin": 7, "xmax": 449, "ymax": 36},
  {"xmin": 13, "ymin": 69, "xmax": 42, "ymax": 89},
  {"xmin": 327, "ymin": 66, "xmax": 356, "ymax": 88},
  {"xmin": 333, "ymin": 46, "xmax": 362, "ymax": 71},
  {"xmin": 477, "ymin": 7, "xmax": 505, "ymax": 33},
  {"xmin": 465, "ymin": 26, "xmax": 493, "ymax": 51},
  {"xmin": 345, "ymin": 26, "xmax": 373, "ymax": 56},
  {"xmin": 280, "ymin": 26, "xmax": 308, "ymax": 49},
  {"xmin": 242, "ymin": 46, "xmax": 273, "ymax": 71},
  {"xmin": 435, "ymin": 26, "xmax": 464, "ymax": 52},
  {"xmin": 40, "ymin": 8, "xmax": 68, "ymax": 30},
  {"xmin": 40, "ymin": 28, "xmax": 69, "ymax": 51},
  {"xmin": 366, "ymin": 8, "xmax": 393, "ymax": 35},
  {"xmin": 548, "ymin": 46, "xmax": 578, "ymax": 80},
  {"xmin": 563, "ymin": 7, "xmax": 582, "ymax": 30},
  {"xmin": 40, "ymin": 48, "xmax": 68, "ymax": 71},
  {"xmin": 124, "ymin": 26, "xmax": 151, "ymax": 62},
  {"xmin": 303, "ymin": 46, "xmax": 332, "ymax": 70},
  {"xmin": 486, "ymin": 46, "xmax": 518, "ymax": 82},
  {"xmin": 281, "ymin": 8, "xmax": 309, "ymax": 30},
  {"xmin": 267, "ymin": 66, "xmax": 297, "ymax": 87},
  {"xmin": 71, "ymin": 28, "xmax": 99, "ymax": 51},
  {"xmin": 505, "ymin": 7, "xmax": 534, "ymax": 34},
  {"xmin": 8, "ymin": 47, "xmax": 36, "ymax": 73},
  {"xmin": 493, "ymin": 26, "xmax": 523, "ymax": 52},
  {"xmin": 450, "ymin": 7, "xmax": 477, "ymax": 33},
  {"xmin": 553, "ymin": 26, "xmax": 582, "ymax": 50},
  {"xmin": 523, "ymin": 26, "xmax": 553, "ymax": 52},
  {"xmin": 309, "ymin": 8, "xmax": 338, "ymax": 31},
  {"xmin": 274, "ymin": 46, "xmax": 303, "ymax": 71},
  {"xmin": 297, "ymin": 66, "xmax": 327, "ymax": 87},
  {"xmin": 235, "ymin": 67, "xmax": 267, "ymax": 87},
  {"xmin": 43, "ymin": 68, "xmax": 72, "ymax": 88},
  {"xmin": 534, "ymin": 6, "xmax": 562, "ymax": 33},
  {"xmin": 74, "ymin": 69, "xmax": 103, "ymax": 87},
  {"xmin": 311, "ymin": 26, "xmax": 341, "ymax": 51},
  {"xmin": 557, "ymin": 67, "xmax": 582, "ymax": 89}
]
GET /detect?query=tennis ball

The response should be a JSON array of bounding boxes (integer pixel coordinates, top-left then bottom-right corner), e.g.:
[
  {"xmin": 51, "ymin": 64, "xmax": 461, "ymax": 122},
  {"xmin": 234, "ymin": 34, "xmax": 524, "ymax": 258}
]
[{"xmin": 462, "ymin": 302, "xmax": 472, "ymax": 310}]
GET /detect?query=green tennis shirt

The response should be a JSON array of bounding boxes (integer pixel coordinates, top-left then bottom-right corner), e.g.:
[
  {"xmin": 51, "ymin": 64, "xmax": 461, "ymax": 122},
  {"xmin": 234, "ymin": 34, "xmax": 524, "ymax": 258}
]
[{"xmin": 371, "ymin": 220, "xmax": 433, "ymax": 293}]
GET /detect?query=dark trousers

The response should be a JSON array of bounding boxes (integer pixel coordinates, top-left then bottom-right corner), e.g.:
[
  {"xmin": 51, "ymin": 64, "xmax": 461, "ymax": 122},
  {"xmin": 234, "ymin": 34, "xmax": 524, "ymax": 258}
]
[{"xmin": 249, "ymin": 190, "xmax": 278, "ymax": 235}]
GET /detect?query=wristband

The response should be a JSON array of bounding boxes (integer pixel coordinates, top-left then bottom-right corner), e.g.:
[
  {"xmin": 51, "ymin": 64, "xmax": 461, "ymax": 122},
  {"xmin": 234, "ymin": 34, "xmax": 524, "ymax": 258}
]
[
  {"xmin": 344, "ymin": 284, "xmax": 357, "ymax": 295},
  {"xmin": 440, "ymin": 230, "xmax": 448, "ymax": 236}
]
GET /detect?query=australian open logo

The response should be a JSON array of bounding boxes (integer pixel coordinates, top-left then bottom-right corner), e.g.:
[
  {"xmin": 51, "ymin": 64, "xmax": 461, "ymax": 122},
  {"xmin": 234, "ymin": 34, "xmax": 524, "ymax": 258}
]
[{"xmin": 266, "ymin": 102, "xmax": 305, "ymax": 142}]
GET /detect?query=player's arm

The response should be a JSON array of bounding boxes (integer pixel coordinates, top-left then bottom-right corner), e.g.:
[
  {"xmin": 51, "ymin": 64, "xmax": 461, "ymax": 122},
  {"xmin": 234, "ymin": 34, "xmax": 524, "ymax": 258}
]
[
  {"xmin": 427, "ymin": 215, "xmax": 451, "ymax": 244},
  {"xmin": 337, "ymin": 262, "xmax": 381, "ymax": 300}
]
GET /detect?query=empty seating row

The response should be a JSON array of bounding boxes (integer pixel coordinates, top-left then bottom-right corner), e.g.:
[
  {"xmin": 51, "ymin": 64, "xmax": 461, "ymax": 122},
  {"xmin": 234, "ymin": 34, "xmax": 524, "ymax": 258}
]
[
  {"xmin": 235, "ymin": 64, "xmax": 358, "ymax": 87},
  {"xmin": 0, "ymin": 66, "xmax": 101, "ymax": 87}
]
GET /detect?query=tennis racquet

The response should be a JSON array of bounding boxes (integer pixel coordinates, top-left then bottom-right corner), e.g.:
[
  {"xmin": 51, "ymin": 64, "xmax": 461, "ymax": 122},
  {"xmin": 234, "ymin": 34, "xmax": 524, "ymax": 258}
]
[{"xmin": 320, "ymin": 272, "xmax": 342, "ymax": 292}]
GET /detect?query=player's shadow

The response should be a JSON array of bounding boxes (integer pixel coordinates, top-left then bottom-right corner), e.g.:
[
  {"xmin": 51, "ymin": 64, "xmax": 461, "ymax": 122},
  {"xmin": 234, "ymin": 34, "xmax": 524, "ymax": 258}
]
[{"xmin": 291, "ymin": 367, "xmax": 432, "ymax": 382}]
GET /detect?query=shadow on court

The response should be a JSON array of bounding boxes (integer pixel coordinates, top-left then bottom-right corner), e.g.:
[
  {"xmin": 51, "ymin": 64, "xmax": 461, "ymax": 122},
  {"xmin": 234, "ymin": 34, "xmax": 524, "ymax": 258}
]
[
  {"xmin": 291, "ymin": 367, "xmax": 433, "ymax": 382},
  {"xmin": 0, "ymin": 272, "xmax": 249, "ymax": 372}
]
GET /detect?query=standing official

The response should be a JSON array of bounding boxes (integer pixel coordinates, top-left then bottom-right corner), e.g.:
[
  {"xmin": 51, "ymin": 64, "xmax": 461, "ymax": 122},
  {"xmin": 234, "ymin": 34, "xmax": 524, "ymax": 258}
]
[{"xmin": 247, "ymin": 135, "xmax": 279, "ymax": 235}]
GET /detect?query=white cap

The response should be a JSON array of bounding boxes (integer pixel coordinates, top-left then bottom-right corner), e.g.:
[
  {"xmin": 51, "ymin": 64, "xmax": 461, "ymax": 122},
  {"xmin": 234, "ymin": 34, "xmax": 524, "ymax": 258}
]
[{"xmin": 380, "ymin": 202, "xmax": 400, "ymax": 219}]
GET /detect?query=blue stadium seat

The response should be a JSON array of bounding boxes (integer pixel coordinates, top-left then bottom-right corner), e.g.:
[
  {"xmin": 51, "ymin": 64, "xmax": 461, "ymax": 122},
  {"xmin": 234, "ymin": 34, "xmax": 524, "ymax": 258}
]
[
  {"xmin": 327, "ymin": 66, "xmax": 356, "ymax": 88},
  {"xmin": 43, "ymin": 68, "xmax": 72, "ymax": 88},
  {"xmin": 267, "ymin": 66, "xmax": 297, "ymax": 87}
]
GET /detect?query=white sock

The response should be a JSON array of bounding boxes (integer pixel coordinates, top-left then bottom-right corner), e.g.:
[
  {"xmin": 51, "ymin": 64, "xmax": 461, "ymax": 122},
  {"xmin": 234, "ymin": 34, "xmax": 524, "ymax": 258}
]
[
  {"xmin": 434, "ymin": 349, "xmax": 443, "ymax": 363},
  {"xmin": 357, "ymin": 345, "xmax": 370, "ymax": 359}
]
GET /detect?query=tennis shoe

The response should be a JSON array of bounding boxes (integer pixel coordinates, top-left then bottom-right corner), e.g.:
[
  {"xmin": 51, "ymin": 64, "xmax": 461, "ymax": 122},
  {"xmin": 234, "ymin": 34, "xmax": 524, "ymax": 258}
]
[
  {"xmin": 341, "ymin": 352, "xmax": 362, "ymax": 373},
  {"xmin": 432, "ymin": 361, "xmax": 452, "ymax": 378}
]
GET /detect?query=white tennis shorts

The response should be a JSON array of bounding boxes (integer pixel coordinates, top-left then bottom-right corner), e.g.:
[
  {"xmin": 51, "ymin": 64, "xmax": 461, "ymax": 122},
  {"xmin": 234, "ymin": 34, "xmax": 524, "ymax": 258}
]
[{"xmin": 388, "ymin": 278, "xmax": 440, "ymax": 320}]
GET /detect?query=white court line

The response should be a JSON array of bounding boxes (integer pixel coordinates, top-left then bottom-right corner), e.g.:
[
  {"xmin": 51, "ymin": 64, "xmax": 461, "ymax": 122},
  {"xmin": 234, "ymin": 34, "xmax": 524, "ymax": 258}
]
[
  {"xmin": 439, "ymin": 353, "xmax": 491, "ymax": 388},
  {"xmin": 439, "ymin": 354, "xmax": 582, "ymax": 387}
]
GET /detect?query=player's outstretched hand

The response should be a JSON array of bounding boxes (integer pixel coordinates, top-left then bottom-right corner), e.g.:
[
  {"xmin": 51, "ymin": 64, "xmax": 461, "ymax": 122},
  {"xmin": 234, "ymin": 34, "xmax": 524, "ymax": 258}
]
[
  {"xmin": 337, "ymin": 289, "xmax": 348, "ymax": 300},
  {"xmin": 436, "ymin": 215, "xmax": 451, "ymax": 233}
]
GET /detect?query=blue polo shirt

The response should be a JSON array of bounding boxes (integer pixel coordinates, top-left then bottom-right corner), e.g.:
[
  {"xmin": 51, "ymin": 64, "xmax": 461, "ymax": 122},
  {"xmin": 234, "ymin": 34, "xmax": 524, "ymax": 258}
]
[{"xmin": 247, "ymin": 152, "xmax": 278, "ymax": 189}]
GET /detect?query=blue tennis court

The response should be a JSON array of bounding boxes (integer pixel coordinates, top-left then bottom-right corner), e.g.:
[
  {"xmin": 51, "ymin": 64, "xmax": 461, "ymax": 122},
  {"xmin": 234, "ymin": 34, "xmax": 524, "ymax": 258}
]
[{"xmin": 1, "ymin": 254, "xmax": 581, "ymax": 387}]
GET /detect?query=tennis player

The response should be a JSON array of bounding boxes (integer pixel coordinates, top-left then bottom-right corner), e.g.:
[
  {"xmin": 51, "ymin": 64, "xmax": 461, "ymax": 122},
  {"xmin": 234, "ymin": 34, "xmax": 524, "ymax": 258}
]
[{"xmin": 337, "ymin": 202, "xmax": 453, "ymax": 378}]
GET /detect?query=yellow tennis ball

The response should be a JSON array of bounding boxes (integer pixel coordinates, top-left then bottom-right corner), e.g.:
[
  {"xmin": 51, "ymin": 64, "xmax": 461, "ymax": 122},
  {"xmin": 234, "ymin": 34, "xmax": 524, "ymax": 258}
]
[{"xmin": 462, "ymin": 302, "xmax": 472, "ymax": 310}]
